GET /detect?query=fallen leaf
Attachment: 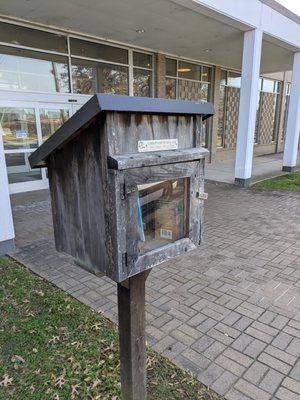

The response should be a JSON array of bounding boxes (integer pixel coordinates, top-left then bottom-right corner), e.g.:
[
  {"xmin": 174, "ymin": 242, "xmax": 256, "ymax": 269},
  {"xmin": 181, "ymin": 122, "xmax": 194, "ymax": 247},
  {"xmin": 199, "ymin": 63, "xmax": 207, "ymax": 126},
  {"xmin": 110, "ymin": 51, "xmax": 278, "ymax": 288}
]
[
  {"xmin": 71, "ymin": 384, "xmax": 80, "ymax": 397},
  {"xmin": 11, "ymin": 355, "xmax": 26, "ymax": 364},
  {"xmin": 55, "ymin": 376, "xmax": 65, "ymax": 388},
  {"xmin": 30, "ymin": 385, "xmax": 36, "ymax": 393},
  {"xmin": 92, "ymin": 323, "xmax": 102, "ymax": 331},
  {"xmin": 49, "ymin": 336, "xmax": 60, "ymax": 344},
  {"xmin": 91, "ymin": 379, "xmax": 101, "ymax": 389},
  {"xmin": 0, "ymin": 375, "xmax": 13, "ymax": 387}
]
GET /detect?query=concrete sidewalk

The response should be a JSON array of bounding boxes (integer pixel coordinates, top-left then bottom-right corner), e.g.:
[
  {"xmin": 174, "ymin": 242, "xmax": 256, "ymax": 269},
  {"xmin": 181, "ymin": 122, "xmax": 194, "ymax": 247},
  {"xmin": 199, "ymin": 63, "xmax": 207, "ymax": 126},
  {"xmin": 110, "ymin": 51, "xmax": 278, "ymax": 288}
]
[
  {"xmin": 206, "ymin": 152, "xmax": 300, "ymax": 184},
  {"xmin": 10, "ymin": 182, "xmax": 300, "ymax": 400}
]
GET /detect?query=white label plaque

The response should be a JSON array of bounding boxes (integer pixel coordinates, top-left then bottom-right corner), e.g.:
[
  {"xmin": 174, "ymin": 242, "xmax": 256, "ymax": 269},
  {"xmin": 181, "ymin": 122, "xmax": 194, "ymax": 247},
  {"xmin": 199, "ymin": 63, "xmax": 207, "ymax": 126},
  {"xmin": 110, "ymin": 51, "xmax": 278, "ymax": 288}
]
[{"xmin": 138, "ymin": 139, "xmax": 178, "ymax": 153}]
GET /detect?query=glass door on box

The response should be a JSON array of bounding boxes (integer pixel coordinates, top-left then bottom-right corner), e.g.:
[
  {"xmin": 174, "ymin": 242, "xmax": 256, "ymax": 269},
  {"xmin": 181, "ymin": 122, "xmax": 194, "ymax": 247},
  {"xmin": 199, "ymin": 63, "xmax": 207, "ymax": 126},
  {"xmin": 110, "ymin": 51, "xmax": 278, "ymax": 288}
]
[{"xmin": 137, "ymin": 177, "xmax": 189, "ymax": 253}]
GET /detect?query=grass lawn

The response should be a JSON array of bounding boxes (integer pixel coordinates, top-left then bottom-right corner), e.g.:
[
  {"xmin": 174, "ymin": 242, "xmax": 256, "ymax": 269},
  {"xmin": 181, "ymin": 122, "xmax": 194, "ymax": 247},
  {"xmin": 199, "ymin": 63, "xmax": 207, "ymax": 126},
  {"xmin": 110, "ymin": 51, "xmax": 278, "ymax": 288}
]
[
  {"xmin": 0, "ymin": 257, "xmax": 223, "ymax": 400},
  {"xmin": 253, "ymin": 171, "xmax": 300, "ymax": 191}
]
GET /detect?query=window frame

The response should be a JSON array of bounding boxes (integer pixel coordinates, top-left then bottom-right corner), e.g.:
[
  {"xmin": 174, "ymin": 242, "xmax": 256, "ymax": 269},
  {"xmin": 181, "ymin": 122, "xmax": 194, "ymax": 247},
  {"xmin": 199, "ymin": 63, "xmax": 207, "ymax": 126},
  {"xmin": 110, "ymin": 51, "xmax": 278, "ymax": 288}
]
[{"xmin": 0, "ymin": 19, "xmax": 154, "ymax": 97}]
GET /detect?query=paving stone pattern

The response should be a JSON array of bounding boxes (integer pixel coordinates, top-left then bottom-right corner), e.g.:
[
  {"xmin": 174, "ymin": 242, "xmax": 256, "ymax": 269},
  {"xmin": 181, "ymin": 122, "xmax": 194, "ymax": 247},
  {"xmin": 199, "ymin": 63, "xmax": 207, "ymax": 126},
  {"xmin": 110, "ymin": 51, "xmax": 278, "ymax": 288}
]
[{"xmin": 10, "ymin": 182, "xmax": 300, "ymax": 400}]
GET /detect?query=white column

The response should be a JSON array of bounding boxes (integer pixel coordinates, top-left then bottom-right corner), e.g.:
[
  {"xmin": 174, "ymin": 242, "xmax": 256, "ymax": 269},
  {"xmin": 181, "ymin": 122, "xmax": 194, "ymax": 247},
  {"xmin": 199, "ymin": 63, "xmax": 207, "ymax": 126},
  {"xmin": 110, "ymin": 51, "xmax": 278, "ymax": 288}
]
[
  {"xmin": 234, "ymin": 29, "xmax": 263, "ymax": 187},
  {"xmin": 0, "ymin": 126, "xmax": 15, "ymax": 255},
  {"xmin": 282, "ymin": 52, "xmax": 300, "ymax": 172}
]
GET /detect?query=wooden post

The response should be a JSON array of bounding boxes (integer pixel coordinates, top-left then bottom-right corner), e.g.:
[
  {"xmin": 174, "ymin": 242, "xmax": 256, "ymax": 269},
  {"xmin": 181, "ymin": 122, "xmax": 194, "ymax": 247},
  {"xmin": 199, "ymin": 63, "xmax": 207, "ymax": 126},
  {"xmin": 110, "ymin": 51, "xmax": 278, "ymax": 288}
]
[{"xmin": 118, "ymin": 271, "xmax": 149, "ymax": 400}]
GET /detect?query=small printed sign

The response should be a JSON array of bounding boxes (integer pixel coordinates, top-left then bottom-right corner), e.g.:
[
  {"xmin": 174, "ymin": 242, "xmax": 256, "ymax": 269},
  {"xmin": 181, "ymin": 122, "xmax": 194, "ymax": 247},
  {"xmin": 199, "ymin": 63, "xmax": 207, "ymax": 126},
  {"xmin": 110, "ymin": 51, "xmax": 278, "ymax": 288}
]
[
  {"xmin": 15, "ymin": 130, "xmax": 28, "ymax": 139},
  {"xmin": 138, "ymin": 139, "xmax": 178, "ymax": 153}
]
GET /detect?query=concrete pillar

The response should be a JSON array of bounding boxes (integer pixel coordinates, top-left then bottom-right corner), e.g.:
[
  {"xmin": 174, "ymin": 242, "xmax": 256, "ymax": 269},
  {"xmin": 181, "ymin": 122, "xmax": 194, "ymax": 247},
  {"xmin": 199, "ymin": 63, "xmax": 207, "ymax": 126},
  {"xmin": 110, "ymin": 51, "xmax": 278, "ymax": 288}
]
[
  {"xmin": 0, "ymin": 126, "xmax": 15, "ymax": 255},
  {"xmin": 234, "ymin": 29, "xmax": 263, "ymax": 187},
  {"xmin": 155, "ymin": 53, "xmax": 166, "ymax": 98},
  {"xmin": 282, "ymin": 52, "xmax": 300, "ymax": 172},
  {"xmin": 210, "ymin": 66, "xmax": 222, "ymax": 163}
]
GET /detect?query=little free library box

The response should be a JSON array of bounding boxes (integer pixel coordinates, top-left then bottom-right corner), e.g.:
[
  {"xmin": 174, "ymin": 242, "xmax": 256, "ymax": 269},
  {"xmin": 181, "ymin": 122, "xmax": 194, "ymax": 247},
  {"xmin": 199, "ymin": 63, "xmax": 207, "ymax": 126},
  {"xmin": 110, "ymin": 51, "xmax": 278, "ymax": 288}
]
[
  {"xmin": 29, "ymin": 94, "xmax": 214, "ymax": 283},
  {"xmin": 29, "ymin": 94, "xmax": 214, "ymax": 399}
]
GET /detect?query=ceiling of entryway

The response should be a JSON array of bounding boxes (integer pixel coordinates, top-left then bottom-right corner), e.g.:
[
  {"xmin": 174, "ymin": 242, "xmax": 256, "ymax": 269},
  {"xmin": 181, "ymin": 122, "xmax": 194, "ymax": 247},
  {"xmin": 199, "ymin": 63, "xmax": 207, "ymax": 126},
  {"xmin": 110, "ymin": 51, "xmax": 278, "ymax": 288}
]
[{"xmin": 0, "ymin": 0, "xmax": 295, "ymax": 73}]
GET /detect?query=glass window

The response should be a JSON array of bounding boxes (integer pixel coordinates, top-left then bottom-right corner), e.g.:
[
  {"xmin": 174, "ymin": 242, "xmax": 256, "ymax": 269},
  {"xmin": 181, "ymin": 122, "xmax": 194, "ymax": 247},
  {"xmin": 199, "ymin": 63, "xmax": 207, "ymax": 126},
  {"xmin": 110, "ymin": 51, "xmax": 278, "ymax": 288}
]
[
  {"xmin": 72, "ymin": 59, "xmax": 128, "ymax": 95},
  {"xmin": 98, "ymin": 63, "xmax": 128, "ymax": 95},
  {"xmin": 0, "ymin": 46, "xmax": 69, "ymax": 93},
  {"xmin": 137, "ymin": 178, "xmax": 189, "ymax": 254},
  {"xmin": 166, "ymin": 78, "xmax": 176, "ymax": 99},
  {"xmin": 227, "ymin": 72, "xmax": 241, "ymax": 88},
  {"xmin": 201, "ymin": 83, "xmax": 210, "ymax": 102},
  {"xmin": 5, "ymin": 152, "xmax": 42, "ymax": 183},
  {"xmin": 70, "ymin": 38, "xmax": 128, "ymax": 64},
  {"xmin": 71, "ymin": 59, "xmax": 97, "ymax": 94},
  {"xmin": 220, "ymin": 70, "xmax": 227, "ymax": 86},
  {"xmin": 133, "ymin": 69, "xmax": 151, "ymax": 97},
  {"xmin": 262, "ymin": 79, "xmax": 275, "ymax": 93},
  {"xmin": 40, "ymin": 109, "xmax": 70, "ymax": 142},
  {"xmin": 178, "ymin": 61, "xmax": 201, "ymax": 80},
  {"xmin": 202, "ymin": 66, "xmax": 212, "ymax": 82},
  {"xmin": 133, "ymin": 52, "xmax": 152, "ymax": 69},
  {"xmin": 166, "ymin": 58, "xmax": 177, "ymax": 77},
  {"xmin": 274, "ymin": 81, "xmax": 281, "ymax": 94},
  {"xmin": 0, "ymin": 107, "xmax": 38, "ymax": 150},
  {"xmin": 0, "ymin": 22, "xmax": 67, "ymax": 53}
]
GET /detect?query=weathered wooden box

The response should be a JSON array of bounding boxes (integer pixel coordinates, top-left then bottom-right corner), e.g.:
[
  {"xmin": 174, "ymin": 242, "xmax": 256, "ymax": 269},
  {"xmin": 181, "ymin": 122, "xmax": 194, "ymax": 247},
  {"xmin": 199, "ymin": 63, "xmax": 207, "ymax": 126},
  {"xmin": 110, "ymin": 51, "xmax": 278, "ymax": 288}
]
[{"xmin": 29, "ymin": 94, "xmax": 214, "ymax": 282}]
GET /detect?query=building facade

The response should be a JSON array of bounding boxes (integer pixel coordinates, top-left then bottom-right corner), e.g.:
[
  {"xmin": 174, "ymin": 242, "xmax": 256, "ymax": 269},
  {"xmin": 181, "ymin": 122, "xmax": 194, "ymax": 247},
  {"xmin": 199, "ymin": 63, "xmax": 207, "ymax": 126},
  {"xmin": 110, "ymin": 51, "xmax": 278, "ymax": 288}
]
[{"xmin": 0, "ymin": 18, "xmax": 295, "ymax": 194}]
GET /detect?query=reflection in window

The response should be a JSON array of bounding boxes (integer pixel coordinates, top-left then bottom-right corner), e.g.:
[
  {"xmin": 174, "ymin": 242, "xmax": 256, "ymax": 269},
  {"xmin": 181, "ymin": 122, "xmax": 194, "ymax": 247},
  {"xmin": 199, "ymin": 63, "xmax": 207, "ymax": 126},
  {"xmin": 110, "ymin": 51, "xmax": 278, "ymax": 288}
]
[
  {"xmin": 0, "ymin": 21, "xmax": 67, "ymax": 53},
  {"xmin": 202, "ymin": 66, "xmax": 211, "ymax": 82},
  {"xmin": 72, "ymin": 59, "xmax": 128, "ymax": 95},
  {"xmin": 137, "ymin": 178, "xmax": 189, "ymax": 254},
  {"xmin": 5, "ymin": 152, "xmax": 42, "ymax": 183},
  {"xmin": 166, "ymin": 78, "xmax": 176, "ymax": 99},
  {"xmin": 0, "ymin": 46, "xmax": 69, "ymax": 93},
  {"xmin": 133, "ymin": 52, "xmax": 152, "ymax": 69},
  {"xmin": 201, "ymin": 83, "xmax": 210, "ymax": 102},
  {"xmin": 0, "ymin": 107, "xmax": 38, "ymax": 150},
  {"xmin": 227, "ymin": 72, "xmax": 241, "ymax": 88},
  {"xmin": 166, "ymin": 58, "xmax": 177, "ymax": 77},
  {"xmin": 71, "ymin": 60, "xmax": 97, "ymax": 94},
  {"xmin": 133, "ymin": 69, "xmax": 151, "ymax": 97},
  {"xmin": 70, "ymin": 38, "xmax": 128, "ymax": 64},
  {"xmin": 40, "ymin": 109, "xmax": 69, "ymax": 142},
  {"xmin": 178, "ymin": 61, "xmax": 201, "ymax": 80},
  {"xmin": 98, "ymin": 63, "xmax": 128, "ymax": 95},
  {"xmin": 262, "ymin": 79, "xmax": 275, "ymax": 93}
]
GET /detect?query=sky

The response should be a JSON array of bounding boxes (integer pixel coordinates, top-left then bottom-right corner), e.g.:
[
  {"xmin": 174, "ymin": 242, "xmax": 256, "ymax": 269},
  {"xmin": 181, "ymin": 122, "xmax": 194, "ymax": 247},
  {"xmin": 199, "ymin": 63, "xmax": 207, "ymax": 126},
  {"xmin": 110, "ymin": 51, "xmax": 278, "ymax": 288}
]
[{"xmin": 276, "ymin": 0, "xmax": 300, "ymax": 16}]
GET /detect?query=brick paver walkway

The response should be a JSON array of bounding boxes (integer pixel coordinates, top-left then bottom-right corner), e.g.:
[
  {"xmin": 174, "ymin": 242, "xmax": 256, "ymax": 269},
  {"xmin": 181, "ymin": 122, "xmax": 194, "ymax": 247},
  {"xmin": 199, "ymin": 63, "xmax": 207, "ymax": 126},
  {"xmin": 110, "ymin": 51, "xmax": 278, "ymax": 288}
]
[{"xmin": 10, "ymin": 182, "xmax": 300, "ymax": 400}]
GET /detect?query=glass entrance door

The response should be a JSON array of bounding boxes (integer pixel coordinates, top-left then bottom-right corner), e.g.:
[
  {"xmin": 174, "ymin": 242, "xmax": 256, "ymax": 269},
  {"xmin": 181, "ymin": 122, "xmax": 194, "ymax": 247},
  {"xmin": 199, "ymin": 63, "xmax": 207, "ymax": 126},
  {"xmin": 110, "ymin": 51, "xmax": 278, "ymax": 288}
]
[{"xmin": 0, "ymin": 101, "xmax": 73, "ymax": 193}]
